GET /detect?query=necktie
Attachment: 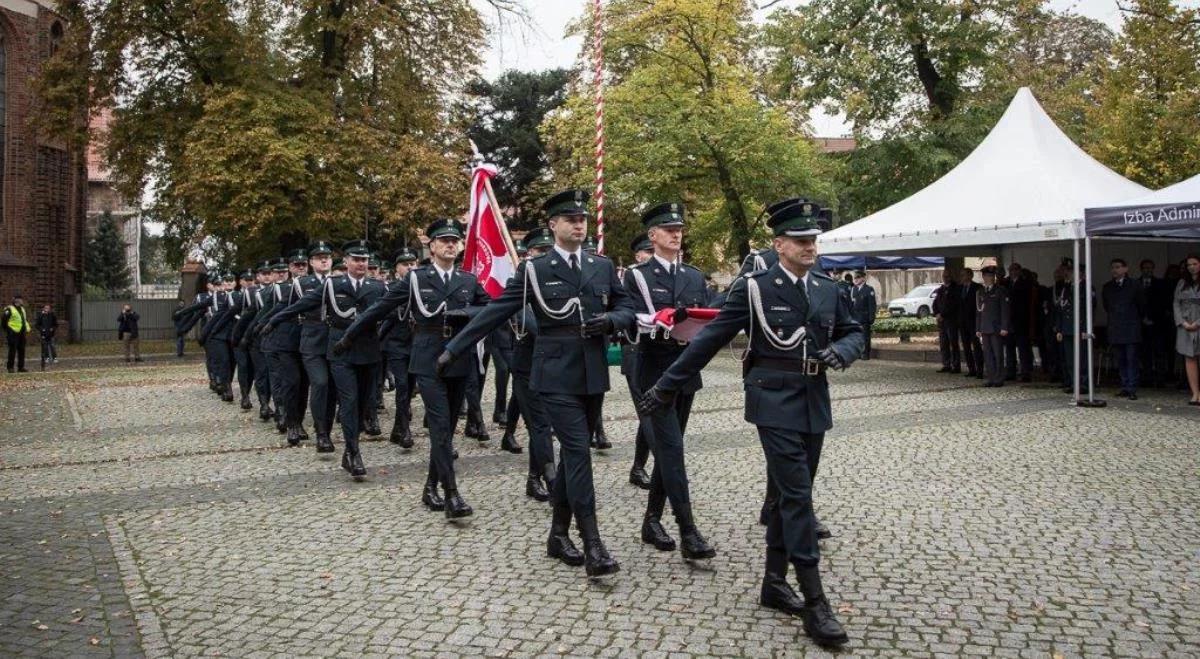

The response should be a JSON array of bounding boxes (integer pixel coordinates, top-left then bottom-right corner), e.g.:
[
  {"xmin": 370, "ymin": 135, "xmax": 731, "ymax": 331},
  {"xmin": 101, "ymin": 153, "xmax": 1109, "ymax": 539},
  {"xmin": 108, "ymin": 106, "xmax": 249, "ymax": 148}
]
[
  {"xmin": 796, "ymin": 277, "xmax": 809, "ymax": 318},
  {"xmin": 569, "ymin": 253, "xmax": 579, "ymax": 272},
  {"xmin": 353, "ymin": 278, "xmax": 359, "ymax": 292},
  {"xmin": 443, "ymin": 271, "xmax": 450, "ymax": 285},
  {"xmin": 669, "ymin": 263, "xmax": 677, "ymax": 277}
]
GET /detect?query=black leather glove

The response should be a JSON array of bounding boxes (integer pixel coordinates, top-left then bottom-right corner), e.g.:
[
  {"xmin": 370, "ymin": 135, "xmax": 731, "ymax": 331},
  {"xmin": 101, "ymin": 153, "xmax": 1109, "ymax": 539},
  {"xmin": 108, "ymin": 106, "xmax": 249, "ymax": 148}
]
[
  {"xmin": 673, "ymin": 306, "xmax": 690, "ymax": 323},
  {"xmin": 583, "ymin": 313, "xmax": 614, "ymax": 337},
  {"xmin": 443, "ymin": 309, "xmax": 470, "ymax": 327},
  {"xmin": 817, "ymin": 347, "xmax": 845, "ymax": 371},
  {"xmin": 332, "ymin": 337, "xmax": 351, "ymax": 356},
  {"xmin": 435, "ymin": 350, "xmax": 454, "ymax": 377},
  {"xmin": 636, "ymin": 386, "xmax": 675, "ymax": 416}
]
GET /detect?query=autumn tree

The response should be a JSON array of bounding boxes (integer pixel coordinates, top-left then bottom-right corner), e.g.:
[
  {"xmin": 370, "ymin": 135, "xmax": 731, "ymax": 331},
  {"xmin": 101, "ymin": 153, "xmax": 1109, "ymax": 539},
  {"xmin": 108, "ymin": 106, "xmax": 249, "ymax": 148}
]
[{"xmin": 544, "ymin": 0, "xmax": 832, "ymax": 268}]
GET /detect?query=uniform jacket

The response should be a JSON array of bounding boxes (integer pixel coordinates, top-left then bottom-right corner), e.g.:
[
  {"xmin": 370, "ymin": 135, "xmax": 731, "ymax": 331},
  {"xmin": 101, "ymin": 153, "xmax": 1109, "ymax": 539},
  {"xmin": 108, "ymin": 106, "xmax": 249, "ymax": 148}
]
[
  {"xmin": 295, "ymin": 274, "xmax": 332, "ymax": 356},
  {"xmin": 932, "ymin": 282, "xmax": 962, "ymax": 322},
  {"xmin": 623, "ymin": 257, "xmax": 715, "ymax": 395},
  {"xmin": 1008, "ymin": 275, "xmax": 1036, "ymax": 336},
  {"xmin": 232, "ymin": 286, "xmax": 266, "ymax": 347},
  {"xmin": 849, "ymin": 283, "xmax": 877, "ymax": 327},
  {"xmin": 273, "ymin": 275, "xmax": 387, "ymax": 365},
  {"xmin": 256, "ymin": 279, "xmax": 304, "ymax": 354},
  {"xmin": 957, "ymin": 282, "xmax": 981, "ymax": 332},
  {"xmin": 1101, "ymin": 277, "xmax": 1146, "ymax": 345},
  {"xmin": 656, "ymin": 264, "xmax": 863, "ymax": 433},
  {"xmin": 201, "ymin": 292, "xmax": 237, "ymax": 342},
  {"xmin": 343, "ymin": 266, "xmax": 489, "ymax": 376},
  {"xmin": 1053, "ymin": 282, "xmax": 1093, "ymax": 336},
  {"xmin": 974, "ymin": 284, "xmax": 1011, "ymax": 335},
  {"xmin": 444, "ymin": 251, "xmax": 636, "ymax": 396}
]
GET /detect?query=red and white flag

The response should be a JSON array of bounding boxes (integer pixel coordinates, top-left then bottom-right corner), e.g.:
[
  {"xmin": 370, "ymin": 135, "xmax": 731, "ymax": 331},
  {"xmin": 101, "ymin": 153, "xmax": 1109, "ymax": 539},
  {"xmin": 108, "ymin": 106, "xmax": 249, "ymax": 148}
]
[{"xmin": 462, "ymin": 164, "xmax": 515, "ymax": 298}]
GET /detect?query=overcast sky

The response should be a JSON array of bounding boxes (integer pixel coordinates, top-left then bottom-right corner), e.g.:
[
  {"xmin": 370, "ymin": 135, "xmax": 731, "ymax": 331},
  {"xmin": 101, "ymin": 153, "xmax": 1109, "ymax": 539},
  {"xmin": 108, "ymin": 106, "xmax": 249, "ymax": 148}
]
[{"xmin": 477, "ymin": 0, "xmax": 1187, "ymax": 135}]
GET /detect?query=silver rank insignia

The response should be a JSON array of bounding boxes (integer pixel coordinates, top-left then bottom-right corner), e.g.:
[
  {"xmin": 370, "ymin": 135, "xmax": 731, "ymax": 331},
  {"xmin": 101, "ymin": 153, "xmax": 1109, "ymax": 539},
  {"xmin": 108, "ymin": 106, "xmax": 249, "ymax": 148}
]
[
  {"xmin": 587, "ymin": 258, "xmax": 594, "ymax": 263},
  {"xmin": 550, "ymin": 260, "xmax": 558, "ymax": 265},
  {"xmin": 775, "ymin": 278, "xmax": 783, "ymax": 285}
]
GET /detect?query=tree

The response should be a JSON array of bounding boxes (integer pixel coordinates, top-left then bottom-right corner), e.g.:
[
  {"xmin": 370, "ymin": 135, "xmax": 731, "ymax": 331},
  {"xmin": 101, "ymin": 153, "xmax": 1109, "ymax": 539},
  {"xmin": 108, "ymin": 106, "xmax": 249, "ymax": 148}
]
[
  {"xmin": 465, "ymin": 69, "xmax": 571, "ymax": 230},
  {"xmin": 544, "ymin": 0, "xmax": 833, "ymax": 268},
  {"xmin": 1087, "ymin": 0, "xmax": 1200, "ymax": 188},
  {"xmin": 85, "ymin": 212, "xmax": 132, "ymax": 295}
]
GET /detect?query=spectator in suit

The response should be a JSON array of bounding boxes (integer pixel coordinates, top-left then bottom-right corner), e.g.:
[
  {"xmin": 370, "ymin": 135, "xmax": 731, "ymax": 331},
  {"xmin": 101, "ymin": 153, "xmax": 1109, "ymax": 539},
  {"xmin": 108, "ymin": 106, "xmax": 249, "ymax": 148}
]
[
  {"xmin": 933, "ymin": 269, "xmax": 961, "ymax": 373},
  {"xmin": 957, "ymin": 268, "xmax": 983, "ymax": 378},
  {"xmin": 1102, "ymin": 258, "xmax": 1146, "ymax": 399},
  {"xmin": 849, "ymin": 271, "xmax": 877, "ymax": 360},
  {"xmin": 1004, "ymin": 263, "xmax": 1035, "ymax": 382},
  {"xmin": 117, "ymin": 304, "xmax": 142, "ymax": 363}
]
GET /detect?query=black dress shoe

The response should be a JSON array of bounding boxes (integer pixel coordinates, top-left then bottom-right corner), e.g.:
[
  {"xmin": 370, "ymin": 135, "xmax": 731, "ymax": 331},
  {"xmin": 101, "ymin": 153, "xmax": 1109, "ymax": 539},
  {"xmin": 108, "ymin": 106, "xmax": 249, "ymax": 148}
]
[
  {"xmin": 578, "ymin": 515, "xmax": 620, "ymax": 577},
  {"xmin": 220, "ymin": 387, "xmax": 234, "ymax": 403},
  {"xmin": 759, "ymin": 498, "xmax": 776, "ymax": 526},
  {"xmin": 363, "ymin": 420, "xmax": 382, "ymax": 437},
  {"xmin": 500, "ymin": 431, "xmax": 523, "ymax": 454},
  {"xmin": 286, "ymin": 426, "xmax": 301, "ymax": 447},
  {"xmin": 276, "ymin": 419, "xmax": 287, "ymax": 434},
  {"xmin": 464, "ymin": 422, "xmax": 488, "ymax": 441},
  {"xmin": 315, "ymin": 434, "xmax": 335, "ymax": 453},
  {"xmin": 240, "ymin": 395, "xmax": 253, "ymax": 410},
  {"xmin": 1128, "ymin": 393, "xmax": 1138, "ymax": 400},
  {"xmin": 297, "ymin": 426, "xmax": 310, "ymax": 442},
  {"xmin": 421, "ymin": 482, "xmax": 445, "ymax": 511},
  {"xmin": 526, "ymin": 475, "xmax": 550, "ymax": 502},
  {"xmin": 798, "ymin": 568, "xmax": 848, "ymax": 648},
  {"xmin": 547, "ymin": 532, "xmax": 585, "ymax": 566},
  {"xmin": 640, "ymin": 518, "xmax": 676, "ymax": 551},
  {"xmin": 679, "ymin": 527, "xmax": 716, "ymax": 560},
  {"xmin": 815, "ymin": 519, "xmax": 832, "ymax": 540},
  {"xmin": 592, "ymin": 428, "xmax": 612, "ymax": 451},
  {"xmin": 1116, "ymin": 390, "xmax": 1129, "ymax": 398},
  {"xmin": 444, "ymin": 491, "xmax": 473, "ymax": 519},
  {"xmin": 259, "ymin": 406, "xmax": 273, "ymax": 422},
  {"xmin": 347, "ymin": 451, "xmax": 366, "ymax": 479},
  {"xmin": 761, "ymin": 580, "xmax": 806, "ymax": 616},
  {"xmin": 628, "ymin": 466, "xmax": 651, "ymax": 490},
  {"xmin": 492, "ymin": 412, "xmax": 506, "ymax": 425},
  {"xmin": 389, "ymin": 427, "xmax": 413, "ymax": 448}
]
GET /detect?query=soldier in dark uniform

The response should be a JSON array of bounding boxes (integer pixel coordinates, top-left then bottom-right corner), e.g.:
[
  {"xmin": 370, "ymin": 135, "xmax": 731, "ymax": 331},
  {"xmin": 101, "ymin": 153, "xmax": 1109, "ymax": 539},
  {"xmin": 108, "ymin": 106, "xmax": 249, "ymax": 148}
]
[
  {"xmin": 294, "ymin": 241, "xmax": 337, "ymax": 453},
  {"xmin": 637, "ymin": 198, "xmax": 862, "ymax": 648},
  {"xmin": 1005, "ymin": 263, "xmax": 1036, "ymax": 381},
  {"xmin": 957, "ymin": 268, "xmax": 984, "ymax": 378},
  {"xmin": 206, "ymin": 269, "xmax": 257, "ymax": 409},
  {"xmin": 378, "ymin": 247, "xmax": 419, "ymax": 448},
  {"xmin": 198, "ymin": 271, "xmax": 237, "ymax": 402},
  {"xmin": 341, "ymin": 221, "xmax": 491, "ymax": 517},
  {"xmin": 623, "ymin": 232, "xmax": 656, "ymax": 490},
  {"xmin": 933, "ymin": 269, "xmax": 962, "ymax": 373},
  {"xmin": 497, "ymin": 227, "xmax": 558, "ymax": 501},
  {"xmin": 268, "ymin": 240, "xmax": 386, "ymax": 478},
  {"xmin": 438, "ymin": 189, "xmax": 637, "ymax": 577},
  {"xmin": 256, "ymin": 250, "xmax": 312, "ymax": 445},
  {"xmin": 234, "ymin": 262, "xmax": 276, "ymax": 421},
  {"xmin": 622, "ymin": 202, "xmax": 717, "ymax": 560},
  {"xmin": 975, "ymin": 266, "xmax": 1011, "ymax": 387},
  {"xmin": 848, "ymin": 271, "xmax": 877, "ymax": 360},
  {"xmin": 174, "ymin": 277, "xmax": 216, "ymax": 388}
]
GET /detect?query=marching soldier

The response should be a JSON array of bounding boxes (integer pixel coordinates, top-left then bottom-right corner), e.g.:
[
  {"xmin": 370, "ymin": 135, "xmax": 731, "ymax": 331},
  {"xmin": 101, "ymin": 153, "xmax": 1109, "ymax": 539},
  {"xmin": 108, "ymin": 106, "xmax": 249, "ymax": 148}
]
[
  {"xmin": 296, "ymin": 241, "xmax": 338, "ymax": 453},
  {"xmin": 257, "ymin": 250, "xmax": 312, "ymax": 445},
  {"xmin": 234, "ymin": 261, "xmax": 276, "ymax": 422},
  {"xmin": 438, "ymin": 189, "xmax": 636, "ymax": 577},
  {"xmin": 622, "ymin": 203, "xmax": 717, "ymax": 560},
  {"xmin": 252, "ymin": 258, "xmax": 295, "ymax": 434},
  {"xmin": 197, "ymin": 272, "xmax": 237, "ymax": 402},
  {"xmin": 268, "ymin": 240, "xmax": 386, "ymax": 479},
  {"xmin": 340, "ymin": 221, "xmax": 491, "ymax": 517},
  {"xmin": 495, "ymin": 227, "xmax": 557, "ymax": 501},
  {"xmin": 637, "ymin": 198, "xmax": 862, "ymax": 648},
  {"xmin": 378, "ymin": 247, "xmax": 419, "ymax": 448},
  {"xmin": 206, "ymin": 270, "xmax": 256, "ymax": 409},
  {"xmin": 976, "ymin": 265, "xmax": 1011, "ymax": 388},
  {"xmin": 623, "ymin": 232, "xmax": 656, "ymax": 489},
  {"xmin": 174, "ymin": 276, "xmax": 217, "ymax": 390}
]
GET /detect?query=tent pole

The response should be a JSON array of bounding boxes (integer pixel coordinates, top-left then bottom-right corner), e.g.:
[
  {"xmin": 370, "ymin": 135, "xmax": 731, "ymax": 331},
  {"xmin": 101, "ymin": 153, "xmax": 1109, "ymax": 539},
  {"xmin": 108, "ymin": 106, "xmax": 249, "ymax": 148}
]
[
  {"xmin": 1078, "ymin": 235, "xmax": 1107, "ymax": 408},
  {"xmin": 1073, "ymin": 239, "xmax": 1081, "ymax": 403}
]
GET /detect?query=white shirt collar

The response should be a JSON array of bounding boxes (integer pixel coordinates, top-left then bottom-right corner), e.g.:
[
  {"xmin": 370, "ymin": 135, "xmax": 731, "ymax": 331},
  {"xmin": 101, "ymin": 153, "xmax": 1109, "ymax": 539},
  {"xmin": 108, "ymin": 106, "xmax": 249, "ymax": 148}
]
[
  {"xmin": 432, "ymin": 263, "xmax": 454, "ymax": 280},
  {"xmin": 653, "ymin": 254, "xmax": 677, "ymax": 272},
  {"xmin": 347, "ymin": 275, "xmax": 365, "ymax": 288},
  {"xmin": 777, "ymin": 264, "xmax": 809, "ymax": 287},
  {"xmin": 554, "ymin": 244, "xmax": 582, "ymax": 264}
]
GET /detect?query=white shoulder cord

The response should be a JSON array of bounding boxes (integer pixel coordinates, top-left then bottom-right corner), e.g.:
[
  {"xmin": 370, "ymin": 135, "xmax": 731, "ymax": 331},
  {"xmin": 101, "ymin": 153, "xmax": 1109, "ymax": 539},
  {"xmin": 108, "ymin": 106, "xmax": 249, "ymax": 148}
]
[
  {"xmin": 323, "ymin": 278, "xmax": 356, "ymax": 321},
  {"xmin": 292, "ymin": 278, "xmax": 303, "ymax": 301},
  {"xmin": 754, "ymin": 254, "xmax": 768, "ymax": 271},
  {"xmin": 408, "ymin": 270, "xmax": 447, "ymax": 318},
  {"xmin": 738, "ymin": 277, "xmax": 808, "ymax": 363},
  {"xmin": 627, "ymin": 267, "xmax": 659, "ymax": 343}
]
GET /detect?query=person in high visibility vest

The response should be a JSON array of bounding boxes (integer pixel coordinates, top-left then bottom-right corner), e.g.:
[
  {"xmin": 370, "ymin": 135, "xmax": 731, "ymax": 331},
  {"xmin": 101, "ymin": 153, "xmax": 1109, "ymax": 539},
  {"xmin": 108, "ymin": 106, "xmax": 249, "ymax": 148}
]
[{"xmin": 3, "ymin": 293, "xmax": 32, "ymax": 373}]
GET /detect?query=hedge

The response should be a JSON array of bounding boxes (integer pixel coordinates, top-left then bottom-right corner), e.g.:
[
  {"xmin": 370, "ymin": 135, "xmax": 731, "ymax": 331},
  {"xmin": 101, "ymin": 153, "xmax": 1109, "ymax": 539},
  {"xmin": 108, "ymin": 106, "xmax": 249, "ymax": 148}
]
[{"xmin": 872, "ymin": 316, "xmax": 938, "ymax": 334}]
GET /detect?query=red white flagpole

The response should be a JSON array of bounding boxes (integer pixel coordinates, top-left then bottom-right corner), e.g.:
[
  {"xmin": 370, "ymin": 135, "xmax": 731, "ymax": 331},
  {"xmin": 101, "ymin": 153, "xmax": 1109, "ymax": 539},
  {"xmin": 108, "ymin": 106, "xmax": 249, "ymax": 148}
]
[{"xmin": 592, "ymin": 0, "xmax": 606, "ymax": 255}]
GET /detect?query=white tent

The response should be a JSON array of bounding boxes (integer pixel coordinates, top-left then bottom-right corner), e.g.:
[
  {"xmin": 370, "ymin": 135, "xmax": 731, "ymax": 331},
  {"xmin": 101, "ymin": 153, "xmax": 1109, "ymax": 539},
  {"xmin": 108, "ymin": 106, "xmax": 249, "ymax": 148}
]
[{"xmin": 819, "ymin": 88, "xmax": 1150, "ymax": 256}]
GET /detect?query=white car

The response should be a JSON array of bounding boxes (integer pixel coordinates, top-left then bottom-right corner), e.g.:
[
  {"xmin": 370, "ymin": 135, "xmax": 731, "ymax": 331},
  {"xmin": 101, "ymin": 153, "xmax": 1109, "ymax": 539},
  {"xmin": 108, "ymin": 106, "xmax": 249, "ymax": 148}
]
[{"xmin": 888, "ymin": 284, "xmax": 939, "ymax": 318}]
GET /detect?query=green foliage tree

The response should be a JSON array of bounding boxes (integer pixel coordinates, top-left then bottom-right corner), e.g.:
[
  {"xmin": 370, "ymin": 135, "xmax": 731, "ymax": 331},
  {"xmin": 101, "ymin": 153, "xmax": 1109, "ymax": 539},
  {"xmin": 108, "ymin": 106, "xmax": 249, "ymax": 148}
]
[
  {"xmin": 85, "ymin": 212, "xmax": 132, "ymax": 296},
  {"xmin": 1087, "ymin": 0, "xmax": 1200, "ymax": 188},
  {"xmin": 465, "ymin": 69, "xmax": 571, "ymax": 230},
  {"xmin": 544, "ymin": 0, "xmax": 833, "ymax": 269}
]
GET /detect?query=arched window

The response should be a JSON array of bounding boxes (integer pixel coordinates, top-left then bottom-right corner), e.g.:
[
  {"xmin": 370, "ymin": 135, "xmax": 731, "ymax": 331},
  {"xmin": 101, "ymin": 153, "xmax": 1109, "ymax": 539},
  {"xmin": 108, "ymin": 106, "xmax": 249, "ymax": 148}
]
[{"xmin": 49, "ymin": 22, "xmax": 62, "ymax": 56}]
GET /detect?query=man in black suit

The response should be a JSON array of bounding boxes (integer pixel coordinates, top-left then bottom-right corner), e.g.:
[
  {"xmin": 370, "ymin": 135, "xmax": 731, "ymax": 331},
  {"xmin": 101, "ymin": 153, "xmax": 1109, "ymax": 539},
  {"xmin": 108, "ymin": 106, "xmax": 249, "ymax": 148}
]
[
  {"xmin": 957, "ymin": 268, "xmax": 984, "ymax": 377},
  {"xmin": 848, "ymin": 272, "xmax": 876, "ymax": 360},
  {"xmin": 933, "ymin": 269, "xmax": 961, "ymax": 372},
  {"xmin": 267, "ymin": 240, "xmax": 386, "ymax": 479},
  {"xmin": 438, "ymin": 188, "xmax": 637, "ymax": 578},
  {"xmin": 1004, "ymin": 263, "xmax": 1035, "ymax": 382},
  {"xmin": 975, "ymin": 266, "xmax": 1011, "ymax": 387},
  {"xmin": 1137, "ymin": 259, "xmax": 1169, "ymax": 387},
  {"xmin": 1102, "ymin": 258, "xmax": 1146, "ymax": 399},
  {"xmin": 340, "ymin": 222, "xmax": 491, "ymax": 517}
]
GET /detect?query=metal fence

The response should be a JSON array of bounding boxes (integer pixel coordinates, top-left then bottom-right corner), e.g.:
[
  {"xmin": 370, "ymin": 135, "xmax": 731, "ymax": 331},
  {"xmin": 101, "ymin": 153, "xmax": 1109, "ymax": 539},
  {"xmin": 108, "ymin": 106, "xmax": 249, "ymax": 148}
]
[{"xmin": 79, "ymin": 298, "xmax": 185, "ymax": 342}]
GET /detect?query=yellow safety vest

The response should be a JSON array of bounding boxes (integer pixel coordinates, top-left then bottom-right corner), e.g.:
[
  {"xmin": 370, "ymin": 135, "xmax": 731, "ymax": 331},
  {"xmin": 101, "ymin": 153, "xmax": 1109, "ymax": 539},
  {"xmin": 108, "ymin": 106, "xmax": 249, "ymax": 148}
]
[{"xmin": 5, "ymin": 305, "xmax": 30, "ymax": 333}]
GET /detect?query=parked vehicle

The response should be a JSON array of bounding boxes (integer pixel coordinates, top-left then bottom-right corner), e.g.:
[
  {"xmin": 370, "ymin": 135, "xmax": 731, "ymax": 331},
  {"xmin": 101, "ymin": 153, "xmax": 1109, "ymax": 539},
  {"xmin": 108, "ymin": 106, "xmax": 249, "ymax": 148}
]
[{"xmin": 888, "ymin": 284, "xmax": 939, "ymax": 318}]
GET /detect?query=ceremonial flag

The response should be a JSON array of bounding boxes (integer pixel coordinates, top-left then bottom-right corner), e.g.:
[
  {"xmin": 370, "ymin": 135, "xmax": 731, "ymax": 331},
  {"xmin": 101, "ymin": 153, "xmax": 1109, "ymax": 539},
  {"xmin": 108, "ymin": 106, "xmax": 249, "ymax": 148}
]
[
  {"xmin": 636, "ymin": 307, "xmax": 720, "ymax": 343},
  {"xmin": 462, "ymin": 163, "xmax": 515, "ymax": 298}
]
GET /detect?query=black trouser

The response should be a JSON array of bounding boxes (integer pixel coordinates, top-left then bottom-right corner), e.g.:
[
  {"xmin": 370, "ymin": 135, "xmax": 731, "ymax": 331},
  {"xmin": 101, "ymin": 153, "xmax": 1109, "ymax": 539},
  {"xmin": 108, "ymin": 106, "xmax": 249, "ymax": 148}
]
[
  {"xmin": 542, "ymin": 392, "xmax": 603, "ymax": 520},
  {"xmin": 386, "ymin": 352, "xmax": 415, "ymax": 434},
  {"xmin": 460, "ymin": 355, "xmax": 486, "ymax": 428},
  {"xmin": 5, "ymin": 330, "xmax": 26, "ymax": 371},
  {"xmin": 938, "ymin": 320, "xmax": 961, "ymax": 369},
  {"xmin": 1004, "ymin": 332, "xmax": 1033, "ymax": 378},
  {"xmin": 1060, "ymin": 335, "xmax": 1094, "ymax": 390},
  {"xmin": 959, "ymin": 324, "xmax": 983, "ymax": 374},
  {"xmin": 759, "ymin": 426, "xmax": 823, "ymax": 568},
  {"xmin": 269, "ymin": 350, "xmax": 309, "ymax": 426},
  {"xmin": 331, "ymin": 360, "xmax": 378, "ymax": 454},
  {"xmin": 1141, "ymin": 327, "xmax": 1163, "ymax": 385},
  {"xmin": 206, "ymin": 336, "xmax": 233, "ymax": 385},
  {"xmin": 641, "ymin": 392, "xmax": 697, "ymax": 526},
  {"xmin": 504, "ymin": 387, "xmax": 522, "ymax": 431},
  {"xmin": 488, "ymin": 340, "xmax": 512, "ymax": 421},
  {"xmin": 418, "ymin": 374, "xmax": 468, "ymax": 493},
  {"xmin": 250, "ymin": 343, "xmax": 271, "ymax": 403},
  {"xmin": 511, "ymin": 370, "xmax": 555, "ymax": 480},
  {"xmin": 981, "ymin": 332, "xmax": 1004, "ymax": 385},
  {"xmin": 1041, "ymin": 321, "xmax": 1060, "ymax": 378},
  {"xmin": 302, "ymin": 352, "xmax": 337, "ymax": 435},
  {"xmin": 860, "ymin": 326, "xmax": 872, "ymax": 360},
  {"xmin": 176, "ymin": 335, "xmax": 186, "ymax": 357},
  {"xmin": 234, "ymin": 344, "xmax": 254, "ymax": 397},
  {"xmin": 622, "ymin": 348, "xmax": 651, "ymax": 471}
]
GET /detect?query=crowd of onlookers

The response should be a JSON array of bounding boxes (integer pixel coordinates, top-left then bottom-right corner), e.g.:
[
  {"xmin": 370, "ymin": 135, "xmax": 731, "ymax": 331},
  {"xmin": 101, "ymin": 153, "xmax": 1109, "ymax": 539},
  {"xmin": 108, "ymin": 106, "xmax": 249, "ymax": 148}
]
[
  {"xmin": 931, "ymin": 255, "xmax": 1200, "ymax": 404},
  {"xmin": 3, "ymin": 293, "xmax": 59, "ymax": 373}
]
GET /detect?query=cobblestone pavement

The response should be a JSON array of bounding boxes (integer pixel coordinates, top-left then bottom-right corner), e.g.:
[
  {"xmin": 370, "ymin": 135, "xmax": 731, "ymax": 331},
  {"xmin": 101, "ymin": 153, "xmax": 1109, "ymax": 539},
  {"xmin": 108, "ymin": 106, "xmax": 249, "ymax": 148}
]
[{"xmin": 1, "ymin": 358, "xmax": 1198, "ymax": 658}]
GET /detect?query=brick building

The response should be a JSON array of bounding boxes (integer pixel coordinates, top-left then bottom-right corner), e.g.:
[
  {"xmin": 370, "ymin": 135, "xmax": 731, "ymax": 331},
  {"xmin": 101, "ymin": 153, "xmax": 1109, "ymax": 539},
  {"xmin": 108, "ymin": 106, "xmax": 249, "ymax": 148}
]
[{"xmin": 0, "ymin": 0, "xmax": 87, "ymax": 334}]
